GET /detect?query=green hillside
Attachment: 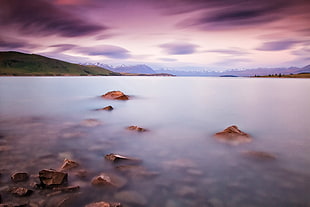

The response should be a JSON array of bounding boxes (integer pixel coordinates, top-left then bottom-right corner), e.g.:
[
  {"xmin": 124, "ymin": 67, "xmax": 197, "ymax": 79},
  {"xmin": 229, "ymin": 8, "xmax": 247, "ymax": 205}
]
[{"xmin": 0, "ymin": 51, "xmax": 121, "ymax": 76}]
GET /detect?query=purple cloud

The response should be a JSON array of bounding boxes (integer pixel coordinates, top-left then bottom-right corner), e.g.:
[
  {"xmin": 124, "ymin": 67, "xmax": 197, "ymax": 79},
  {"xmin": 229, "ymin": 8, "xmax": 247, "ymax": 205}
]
[
  {"xmin": 0, "ymin": 0, "xmax": 106, "ymax": 37},
  {"xmin": 206, "ymin": 49, "xmax": 250, "ymax": 55},
  {"xmin": 256, "ymin": 40, "xmax": 300, "ymax": 51},
  {"xmin": 0, "ymin": 36, "xmax": 37, "ymax": 49},
  {"xmin": 77, "ymin": 45, "xmax": 131, "ymax": 59},
  {"xmin": 160, "ymin": 43, "xmax": 198, "ymax": 55}
]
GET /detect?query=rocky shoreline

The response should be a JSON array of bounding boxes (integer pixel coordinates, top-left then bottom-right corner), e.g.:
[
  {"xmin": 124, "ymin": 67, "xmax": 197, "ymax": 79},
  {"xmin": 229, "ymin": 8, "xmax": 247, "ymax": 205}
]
[{"xmin": 0, "ymin": 90, "xmax": 285, "ymax": 207}]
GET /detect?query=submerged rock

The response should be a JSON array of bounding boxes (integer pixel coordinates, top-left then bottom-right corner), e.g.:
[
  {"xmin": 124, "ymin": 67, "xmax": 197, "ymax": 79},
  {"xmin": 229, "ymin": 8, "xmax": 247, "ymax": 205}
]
[
  {"xmin": 126, "ymin": 125, "xmax": 148, "ymax": 132},
  {"xmin": 9, "ymin": 187, "xmax": 33, "ymax": 197},
  {"xmin": 91, "ymin": 173, "xmax": 127, "ymax": 188},
  {"xmin": 214, "ymin": 125, "xmax": 252, "ymax": 145},
  {"xmin": 242, "ymin": 151, "xmax": 276, "ymax": 160},
  {"xmin": 96, "ymin": 106, "xmax": 114, "ymax": 111},
  {"xmin": 85, "ymin": 201, "xmax": 122, "ymax": 207},
  {"xmin": 80, "ymin": 119, "xmax": 101, "ymax": 127},
  {"xmin": 105, "ymin": 153, "xmax": 141, "ymax": 164},
  {"xmin": 114, "ymin": 190, "xmax": 147, "ymax": 206},
  {"xmin": 39, "ymin": 169, "xmax": 68, "ymax": 188},
  {"xmin": 11, "ymin": 172, "xmax": 29, "ymax": 183},
  {"xmin": 101, "ymin": 91, "xmax": 129, "ymax": 100},
  {"xmin": 60, "ymin": 159, "xmax": 79, "ymax": 171}
]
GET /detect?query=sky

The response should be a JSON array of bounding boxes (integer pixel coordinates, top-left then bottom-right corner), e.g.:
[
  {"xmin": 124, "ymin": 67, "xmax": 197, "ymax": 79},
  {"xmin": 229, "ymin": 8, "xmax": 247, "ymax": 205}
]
[{"xmin": 0, "ymin": 0, "xmax": 309, "ymax": 71}]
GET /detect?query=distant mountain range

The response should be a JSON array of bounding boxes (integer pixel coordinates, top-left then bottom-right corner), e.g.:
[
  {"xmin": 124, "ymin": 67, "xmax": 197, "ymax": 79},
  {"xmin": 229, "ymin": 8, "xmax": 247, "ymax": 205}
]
[{"xmin": 0, "ymin": 51, "xmax": 120, "ymax": 76}]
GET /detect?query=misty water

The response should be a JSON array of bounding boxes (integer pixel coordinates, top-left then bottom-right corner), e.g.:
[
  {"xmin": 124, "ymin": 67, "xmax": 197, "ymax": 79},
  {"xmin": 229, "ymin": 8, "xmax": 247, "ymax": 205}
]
[{"xmin": 0, "ymin": 76, "xmax": 310, "ymax": 207}]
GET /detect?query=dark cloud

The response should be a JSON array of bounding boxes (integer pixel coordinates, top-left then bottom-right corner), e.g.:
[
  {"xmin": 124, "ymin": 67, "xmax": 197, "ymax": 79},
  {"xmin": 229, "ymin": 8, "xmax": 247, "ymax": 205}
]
[
  {"xmin": 162, "ymin": 0, "xmax": 310, "ymax": 30},
  {"xmin": 0, "ymin": 36, "xmax": 37, "ymax": 49},
  {"xmin": 0, "ymin": 0, "xmax": 106, "ymax": 37},
  {"xmin": 206, "ymin": 49, "xmax": 250, "ymax": 55},
  {"xmin": 160, "ymin": 43, "xmax": 198, "ymax": 55},
  {"xmin": 256, "ymin": 40, "xmax": 300, "ymax": 51},
  {"xmin": 77, "ymin": 45, "xmax": 131, "ymax": 59}
]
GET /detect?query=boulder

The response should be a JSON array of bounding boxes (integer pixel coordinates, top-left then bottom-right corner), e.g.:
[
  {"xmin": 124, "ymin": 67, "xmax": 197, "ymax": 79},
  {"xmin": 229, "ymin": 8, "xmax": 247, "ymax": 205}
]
[
  {"xmin": 9, "ymin": 187, "xmax": 33, "ymax": 197},
  {"xmin": 11, "ymin": 172, "xmax": 29, "ymax": 182},
  {"xmin": 96, "ymin": 106, "xmax": 114, "ymax": 111},
  {"xmin": 242, "ymin": 151, "xmax": 276, "ymax": 160},
  {"xmin": 91, "ymin": 173, "xmax": 127, "ymax": 188},
  {"xmin": 85, "ymin": 201, "xmax": 122, "ymax": 207},
  {"xmin": 60, "ymin": 159, "xmax": 79, "ymax": 171},
  {"xmin": 101, "ymin": 91, "xmax": 129, "ymax": 100},
  {"xmin": 105, "ymin": 153, "xmax": 142, "ymax": 164},
  {"xmin": 114, "ymin": 190, "xmax": 147, "ymax": 206},
  {"xmin": 39, "ymin": 169, "xmax": 68, "ymax": 188},
  {"xmin": 126, "ymin": 126, "xmax": 148, "ymax": 132},
  {"xmin": 214, "ymin": 125, "xmax": 252, "ymax": 145}
]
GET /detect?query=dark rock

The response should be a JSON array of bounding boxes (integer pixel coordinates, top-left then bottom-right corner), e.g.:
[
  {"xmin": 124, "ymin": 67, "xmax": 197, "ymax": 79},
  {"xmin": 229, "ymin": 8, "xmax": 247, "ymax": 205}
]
[
  {"xmin": 39, "ymin": 169, "xmax": 68, "ymax": 188},
  {"xmin": 60, "ymin": 159, "xmax": 79, "ymax": 171},
  {"xmin": 126, "ymin": 125, "xmax": 148, "ymax": 132},
  {"xmin": 105, "ymin": 153, "xmax": 142, "ymax": 164},
  {"xmin": 53, "ymin": 185, "xmax": 80, "ymax": 192},
  {"xmin": 9, "ymin": 187, "xmax": 33, "ymax": 197},
  {"xmin": 242, "ymin": 151, "xmax": 276, "ymax": 160},
  {"xmin": 85, "ymin": 201, "xmax": 122, "ymax": 207},
  {"xmin": 91, "ymin": 173, "xmax": 127, "ymax": 188},
  {"xmin": 101, "ymin": 91, "xmax": 129, "ymax": 100},
  {"xmin": 214, "ymin": 125, "xmax": 252, "ymax": 145},
  {"xmin": 11, "ymin": 172, "xmax": 29, "ymax": 183},
  {"xmin": 96, "ymin": 106, "xmax": 114, "ymax": 111},
  {"xmin": 114, "ymin": 190, "xmax": 147, "ymax": 205}
]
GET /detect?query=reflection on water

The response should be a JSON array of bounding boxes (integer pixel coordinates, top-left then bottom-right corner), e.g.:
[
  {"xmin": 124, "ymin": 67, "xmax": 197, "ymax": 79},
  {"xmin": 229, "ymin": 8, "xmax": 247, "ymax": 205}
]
[{"xmin": 0, "ymin": 77, "xmax": 310, "ymax": 206}]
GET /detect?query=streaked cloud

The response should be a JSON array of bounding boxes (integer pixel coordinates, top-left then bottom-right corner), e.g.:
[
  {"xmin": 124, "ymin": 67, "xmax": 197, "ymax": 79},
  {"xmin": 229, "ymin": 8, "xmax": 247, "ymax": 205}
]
[
  {"xmin": 160, "ymin": 43, "xmax": 198, "ymax": 55},
  {"xmin": 256, "ymin": 40, "xmax": 300, "ymax": 51},
  {"xmin": 0, "ymin": 0, "xmax": 106, "ymax": 37},
  {"xmin": 206, "ymin": 49, "xmax": 250, "ymax": 55},
  {"xmin": 77, "ymin": 45, "xmax": 131, "ymax": 59}
]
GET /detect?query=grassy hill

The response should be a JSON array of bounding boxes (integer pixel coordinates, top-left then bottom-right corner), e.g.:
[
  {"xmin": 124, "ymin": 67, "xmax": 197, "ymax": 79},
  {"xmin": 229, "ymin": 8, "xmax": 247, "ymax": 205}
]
[{"xmin": 0, "ymin": 51, "xmax": 121, "ymax": 76}]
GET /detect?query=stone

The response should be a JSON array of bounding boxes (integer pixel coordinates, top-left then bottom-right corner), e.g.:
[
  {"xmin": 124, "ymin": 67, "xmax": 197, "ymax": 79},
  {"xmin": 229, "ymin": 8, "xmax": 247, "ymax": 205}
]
[
  {"xmin": 80, "ymin": 119, "xmax": 101, "ymax": 127},
  {"xmin": 126, "ymin": 125, "xmax": 148, "ymax": 132},
  {"xmin": 101, "ymin": 91, "xmax": 129, "ymax": 100},
  {"xmin": 105, "ymin": 153, "xmax": 142, "ymax": 164},
  {"xmin": 214, "ymin": 125, "xmax": 252, "ymax": 145},
  {"xmin": 39, "ymin": 169, "xmax": 68, "ymax": 188},
  {"xmin": 11, "ymin": 172, "xmax": 29, "ymax": 182},
  {"xmin": 114, "ymin": 190, "xmax": 147, "ymax": 205},
  {"xmin": 96, "ymin": 106, "xmax": 114, "ymax": 111},
  {"xmin": 85, "ymin": 202, "xmax": 122, "ymax": 207},
  {"xmin": 60, "ymin": 159, "xmax": 79, "ymax": 171},
  {"xmin": 91, "ymin": 173, "xmax": 127, "ymax": 188},
  {"xmin": 52, "ymin": 185, "xmax": 80, "ymax": 192},
  {"xmin": 242, "ymin": 151, "xmax": 276, "ymax": 160},
  {"xmin": 9, "ymin": 187, "xmax": 33, "ymax": 197}
]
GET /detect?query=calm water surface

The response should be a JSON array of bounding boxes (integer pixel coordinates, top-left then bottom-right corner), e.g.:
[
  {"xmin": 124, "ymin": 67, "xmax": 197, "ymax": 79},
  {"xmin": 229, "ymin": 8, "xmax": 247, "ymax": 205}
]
[{"xmin": 0, "ymin": 77, "xmax": 310, "ymax": 207}]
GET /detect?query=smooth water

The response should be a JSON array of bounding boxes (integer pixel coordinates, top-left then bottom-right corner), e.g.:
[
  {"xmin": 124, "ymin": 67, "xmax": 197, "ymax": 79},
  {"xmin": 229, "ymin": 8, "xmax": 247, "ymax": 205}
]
[{"xmin": 0, "ymin": 76, "xmax": 310, "ymax": 207}]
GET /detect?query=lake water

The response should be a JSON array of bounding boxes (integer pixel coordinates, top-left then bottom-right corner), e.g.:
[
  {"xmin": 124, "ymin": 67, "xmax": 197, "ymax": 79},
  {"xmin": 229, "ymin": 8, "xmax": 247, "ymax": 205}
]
[{"xmin": 0, "ymin": 76, "xmax": 310, "ymax": 207}]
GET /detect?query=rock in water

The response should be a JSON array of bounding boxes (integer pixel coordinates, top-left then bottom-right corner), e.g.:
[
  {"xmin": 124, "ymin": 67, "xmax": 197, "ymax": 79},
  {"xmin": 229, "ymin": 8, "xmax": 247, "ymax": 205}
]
[
  {"xmin": 105, "ymin": 153, "xmax": 142, "ymax": 164},
  {"xmin": 9, "ymin": 187, "xmax": 33, "ymax": 197},
  {"xmin": 214, "ymin": 125, "xmax": 252, "ymax": 145},
  {"xmin": 101, "ymin": 91, "xmax": 129, "ymax": 100},
  {"xmin": 60, "ymin": 159, "xmax": 79, "ymax": 171},
  {"xmin": 96, "ymin": 106, "xmax": 114, "ymax": 111},
  {"xmin": 85, "ymin": 201, "xmax": 122, "ymax": 207},
  {"xmin": 91, "ymin": 173, "xmax": 127, "ymax": 188},
  {"xmin": 39, "ymin": 169, "xmax": 68, "ymax": 188},
  {"xmin": 11, "ymin": 172, "xmax": 29, "ymax": 182},
  {"xmin": 242, "ymin": 151, "xmax": 276, "ymax": 160},
  {"xmin": 126, "ymin": 125, "xmax": 148, "ymax": 132}
]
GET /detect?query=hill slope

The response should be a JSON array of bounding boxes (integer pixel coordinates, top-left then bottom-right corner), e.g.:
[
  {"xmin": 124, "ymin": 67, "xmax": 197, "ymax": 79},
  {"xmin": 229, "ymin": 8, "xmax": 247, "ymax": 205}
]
[{"xmin": 0, "ymin": 51, "xmax": 120, "ymax": 76}]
